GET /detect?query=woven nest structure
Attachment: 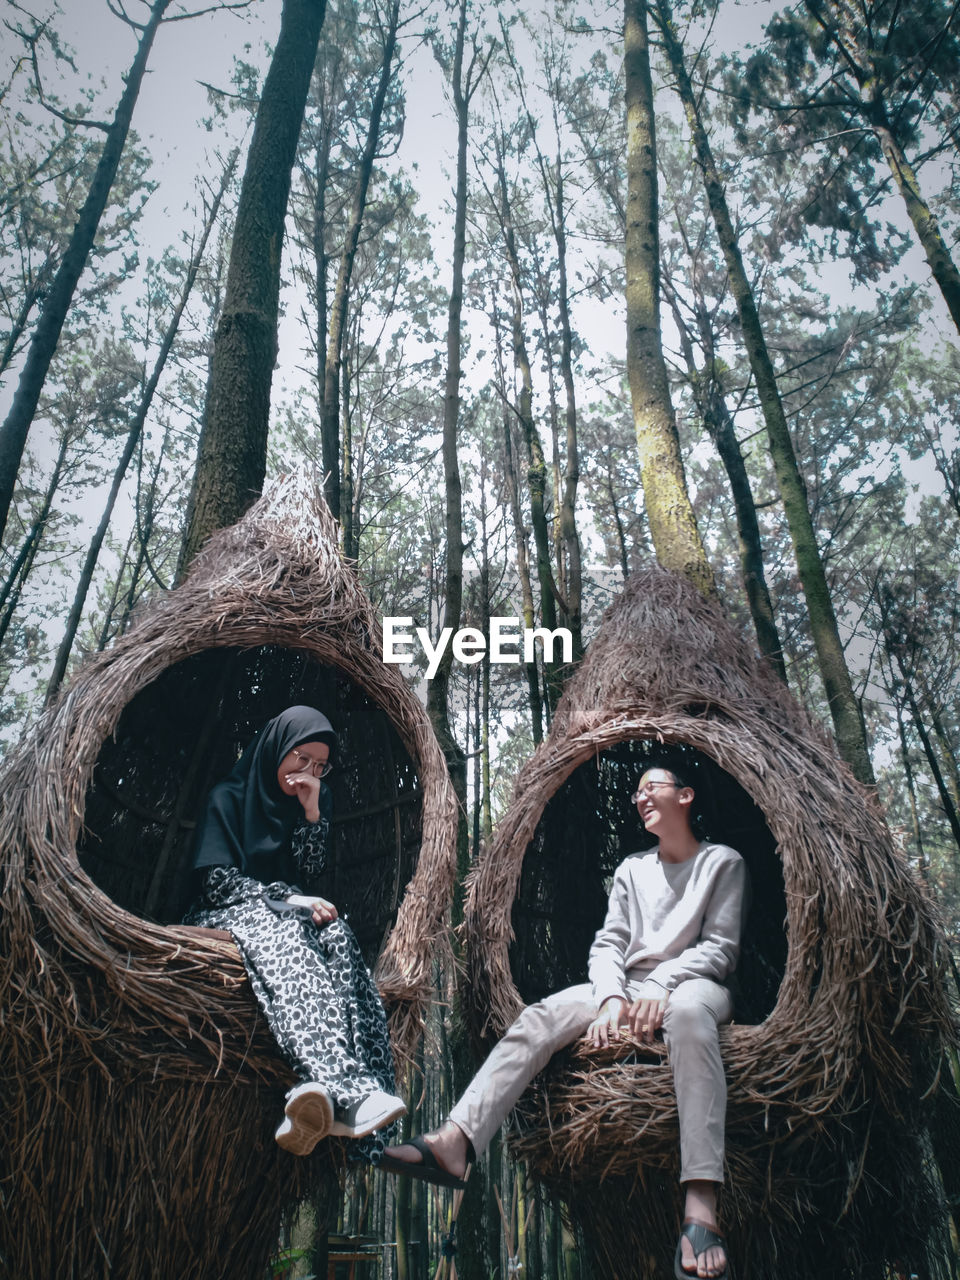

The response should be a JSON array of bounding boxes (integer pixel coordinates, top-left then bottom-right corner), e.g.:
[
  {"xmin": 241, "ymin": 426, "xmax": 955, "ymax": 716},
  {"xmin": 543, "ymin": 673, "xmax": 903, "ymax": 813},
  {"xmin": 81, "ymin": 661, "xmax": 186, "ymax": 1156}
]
[
  {"xmin": 0, "ymin": 477, "xmax": 456, "ymax": 1280},
  {"xmin": 464, "ymin": 569, "xmax": 957, "ymax": 1280}
]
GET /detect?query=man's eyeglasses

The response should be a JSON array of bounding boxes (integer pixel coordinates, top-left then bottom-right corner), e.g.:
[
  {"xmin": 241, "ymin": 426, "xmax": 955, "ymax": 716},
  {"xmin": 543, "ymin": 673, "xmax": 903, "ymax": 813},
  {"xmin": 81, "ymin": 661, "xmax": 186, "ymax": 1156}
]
[
  {"xmin": 289, "ymin": 749, "xmax": 333, "ymax": 779},
  {"xmin": 631, "ymin": 781, "xmax": 680, "ymax": 804}
]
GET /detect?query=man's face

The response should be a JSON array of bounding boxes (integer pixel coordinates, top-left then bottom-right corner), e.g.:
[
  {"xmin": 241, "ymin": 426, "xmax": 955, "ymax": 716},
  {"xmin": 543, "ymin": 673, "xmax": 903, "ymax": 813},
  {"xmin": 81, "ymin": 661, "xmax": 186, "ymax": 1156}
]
[{"xmin": 632, "ymin": 768, "xmax": 691, "ymax": 831}]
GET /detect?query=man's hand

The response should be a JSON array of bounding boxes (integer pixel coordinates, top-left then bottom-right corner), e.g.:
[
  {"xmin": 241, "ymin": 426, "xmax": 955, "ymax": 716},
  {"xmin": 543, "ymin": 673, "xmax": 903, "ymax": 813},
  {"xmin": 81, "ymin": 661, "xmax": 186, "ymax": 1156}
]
[
  {"xmin": 585, "ymin": 996, "xmax": 628, "ymax": 1047},
  {"xmin": 627, "ymin": 994, "xmax": 666, "ymax": 1043},
  {"xmin": 286, "ymin": 893, "xmax": 338, "ymax": 925}
]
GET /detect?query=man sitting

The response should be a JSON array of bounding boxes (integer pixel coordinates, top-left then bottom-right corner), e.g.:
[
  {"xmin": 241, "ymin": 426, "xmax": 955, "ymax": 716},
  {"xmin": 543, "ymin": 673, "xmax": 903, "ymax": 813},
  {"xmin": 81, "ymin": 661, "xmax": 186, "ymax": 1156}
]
[{"xmin": 382, "ymin": 756, "xmax": 746, "ymax": 1280}]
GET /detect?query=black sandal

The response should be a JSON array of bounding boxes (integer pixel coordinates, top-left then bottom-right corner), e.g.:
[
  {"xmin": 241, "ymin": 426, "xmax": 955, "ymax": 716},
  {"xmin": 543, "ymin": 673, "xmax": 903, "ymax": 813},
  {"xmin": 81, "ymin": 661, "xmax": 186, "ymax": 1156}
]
[
  {"xmin": 673, "ymin": 1217, "xmax": 729, "ymax": 1280},
  {"xmin": 378, "ymin": 1135, "xmax": 472, "ymax": 1190}
]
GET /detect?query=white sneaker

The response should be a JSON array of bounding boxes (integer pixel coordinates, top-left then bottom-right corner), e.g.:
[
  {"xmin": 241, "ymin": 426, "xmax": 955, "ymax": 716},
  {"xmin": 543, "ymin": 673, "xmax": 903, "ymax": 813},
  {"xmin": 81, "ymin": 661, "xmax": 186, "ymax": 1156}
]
[
  {"xmin": 275, "ymin": 1082, "xmax": 333, "ymax": 1155},
  {"xmin": 328, "ymin": 1091, "xmax": 406, "ymax": 1138}
]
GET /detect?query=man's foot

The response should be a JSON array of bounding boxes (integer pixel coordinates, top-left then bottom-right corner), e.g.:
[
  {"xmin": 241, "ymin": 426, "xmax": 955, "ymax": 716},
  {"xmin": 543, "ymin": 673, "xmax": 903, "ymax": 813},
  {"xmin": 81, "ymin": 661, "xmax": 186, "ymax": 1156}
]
[
  {"xmin": 674, "ymin": 1218, "xmax": 728, "ymax": 1279},
  {"xmin": 275, "ymin": 1082, "xmax": 333, "ymax": 1156},
  {"xmin": 329, "ymin": 1091, "xmax": 406, "ymax": 1138},
  {"xmin": 676, "ymin": 1180, "xmax": 727, "ymax": 1278},
  {"xmin": 380, "ymin": 1120, "xmax": 472, "ymax": 1187}
]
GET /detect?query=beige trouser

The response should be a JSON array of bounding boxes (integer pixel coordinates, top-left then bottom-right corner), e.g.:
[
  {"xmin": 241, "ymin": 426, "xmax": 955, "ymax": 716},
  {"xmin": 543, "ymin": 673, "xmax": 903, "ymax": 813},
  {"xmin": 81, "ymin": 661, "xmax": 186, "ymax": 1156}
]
[{"xmin": 449, "ymin": 976, "xmax": 733, "ymax": 1183}]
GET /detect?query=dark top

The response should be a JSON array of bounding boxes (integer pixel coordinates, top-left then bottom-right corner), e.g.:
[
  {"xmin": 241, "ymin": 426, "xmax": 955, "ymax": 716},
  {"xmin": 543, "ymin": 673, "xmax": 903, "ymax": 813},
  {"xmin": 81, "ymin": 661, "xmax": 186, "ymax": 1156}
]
[{"xmin": 191, "ymin": 705, "xmax": 336, "ymax": 886}]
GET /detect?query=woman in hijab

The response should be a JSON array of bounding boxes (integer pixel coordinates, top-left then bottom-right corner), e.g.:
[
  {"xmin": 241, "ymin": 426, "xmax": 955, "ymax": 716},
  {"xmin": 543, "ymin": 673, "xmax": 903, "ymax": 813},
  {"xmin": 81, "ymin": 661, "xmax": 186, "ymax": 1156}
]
[{"xmin": 184, "ymin": 705, "xmax": 405, "ymax": 1162}]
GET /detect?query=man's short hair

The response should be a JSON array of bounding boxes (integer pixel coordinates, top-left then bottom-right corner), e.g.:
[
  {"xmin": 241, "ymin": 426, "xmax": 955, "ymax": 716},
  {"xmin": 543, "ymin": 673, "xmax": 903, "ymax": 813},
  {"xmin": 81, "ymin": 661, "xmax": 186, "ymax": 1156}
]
[{"xmin": 640, "ymin": 751, "xmax": 695, "ymax": 792}]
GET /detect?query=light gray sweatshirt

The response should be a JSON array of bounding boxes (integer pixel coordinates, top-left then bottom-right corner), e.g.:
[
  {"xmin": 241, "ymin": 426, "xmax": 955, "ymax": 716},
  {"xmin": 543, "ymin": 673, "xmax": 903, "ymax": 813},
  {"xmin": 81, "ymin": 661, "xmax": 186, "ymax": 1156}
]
[{"xmin": 588, "ymin": 841, "xmax": 746, "ymax": 1006}]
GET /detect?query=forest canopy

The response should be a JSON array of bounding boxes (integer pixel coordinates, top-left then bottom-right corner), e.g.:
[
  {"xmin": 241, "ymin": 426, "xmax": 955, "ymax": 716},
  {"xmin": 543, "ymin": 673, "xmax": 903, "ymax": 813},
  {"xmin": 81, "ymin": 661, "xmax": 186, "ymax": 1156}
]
[{"xmin": 0, "ymin": 0, "xmax": 957, "ymax": 936}]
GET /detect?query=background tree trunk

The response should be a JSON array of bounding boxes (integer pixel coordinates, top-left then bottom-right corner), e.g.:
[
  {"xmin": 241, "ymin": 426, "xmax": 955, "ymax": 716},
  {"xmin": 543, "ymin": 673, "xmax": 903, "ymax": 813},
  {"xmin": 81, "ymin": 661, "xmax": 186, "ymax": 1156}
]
[
  {"xmin": 655, "ymin": 0, "xmax": 874, "ymax": 784},
  {"xmin": 623, "ymin": 0, "xmax": 714, "ymax": 597},
  {"xmin": 321, "ymin": 0, "xmax": 401, "ymax": 524},
  {"xmin": 0, "ymin": 0, "xmax": 172, "ymax": 542},
  {"xmin": 178, "ymin": 0, "xmax": 327, "ymax": 573},
  {"xmin": 45, "ymin": 154, "xmax": 232, "ymax": 701}
]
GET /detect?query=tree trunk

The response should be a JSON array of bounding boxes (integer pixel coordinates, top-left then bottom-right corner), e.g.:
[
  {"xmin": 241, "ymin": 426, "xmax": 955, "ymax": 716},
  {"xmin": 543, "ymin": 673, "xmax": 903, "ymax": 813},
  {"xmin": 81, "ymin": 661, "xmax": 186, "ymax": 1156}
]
[
  {"xmin": 178, "ymin": 0, "xmax": 327, "ymax": 573},
  {"xmin": 0, "ymin": 268, "xmax": 50, "ymax": 379},
  {"xmin": 492, "ymin": 146, "xmax": 563, "ymax": 711},
  {"xmin": 623, "ymin": 0, "xmax": 714, "ymax": 597},
  {"xmin": 873, "ymin": 118, "xmax": 960, "ymax": 335},
  {"xmin": 0, "ymin": 0, "xmax": 172, "ymax": 542},
  {"xmin": 45, "ymin": 152, "xmax": 233, "ymax": 702},
  {"xmin": 547, "ymin": 157, "xmax": 583, "ymax": 661},
  {"xmin": 664, "ymin": 279, "xmax": 787, "ymax": 683},
  {"xmin": 426, "ymin": 0, "xmax": 470, "ymax": 771},
  {"xmin": 501, "ymin": 402, "xmax": 542, "ymax": 744},
  {"xmin": 428, "ymin": 8, "xmax": 491, "ymax": 1275},
  {"xmin": 94, "ymin": 523, "xmax": 136, "ymax": 653},
  {"xmin": 340, "ymin": 350, "xmax": 356, "ymax": 560},
  {"xmin": 808, "ymin": 0, "xmax": 960, "ymax": 337},
  {"xmin": 321, "ymin": 0, "xmax": 400, "ymax": 524},
  {"xmin": 654, "ymin": 0, "xmax": 874, "ymax": 784},
  {"xmin": 0, "ymin": 431, "xmax": 69, "ymax": 651}
]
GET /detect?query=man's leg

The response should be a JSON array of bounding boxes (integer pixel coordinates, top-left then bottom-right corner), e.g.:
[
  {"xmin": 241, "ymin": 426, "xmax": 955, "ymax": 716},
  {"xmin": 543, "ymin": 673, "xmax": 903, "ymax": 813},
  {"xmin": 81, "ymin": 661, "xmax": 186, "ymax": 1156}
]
[
  {"xmin": 660, "ymin": 977, "xmax": 732, "ymax": 1183},
  {"xmin": 449, "ymin": 982, "xmax": 597, "ymax": 1156},
  {"xmin": 385, "ymin": 983, "xmax": 597, "ymax": 1177},
  {"xmin": 660, "ymin": 977, "xmax": 733, "ymax": 1277}
]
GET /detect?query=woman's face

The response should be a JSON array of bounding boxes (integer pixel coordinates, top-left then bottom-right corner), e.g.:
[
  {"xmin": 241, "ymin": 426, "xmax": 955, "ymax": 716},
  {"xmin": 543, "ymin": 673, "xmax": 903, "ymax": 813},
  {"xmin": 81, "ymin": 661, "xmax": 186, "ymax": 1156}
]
[{"xmin": 277, "ymin": 740, "xmax": 331, "ymax": 795}]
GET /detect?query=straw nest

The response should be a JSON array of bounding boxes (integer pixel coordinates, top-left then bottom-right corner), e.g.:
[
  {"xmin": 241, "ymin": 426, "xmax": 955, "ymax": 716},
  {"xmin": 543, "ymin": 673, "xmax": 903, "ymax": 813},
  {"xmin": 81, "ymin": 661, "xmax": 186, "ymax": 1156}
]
[
  {"xmin": 0, "ymin": 475, "xmax": 456, "ymax": 1280},
  {"xmin": 463, "ymin": 568, "xmax": 957, "ymax": 1280}
]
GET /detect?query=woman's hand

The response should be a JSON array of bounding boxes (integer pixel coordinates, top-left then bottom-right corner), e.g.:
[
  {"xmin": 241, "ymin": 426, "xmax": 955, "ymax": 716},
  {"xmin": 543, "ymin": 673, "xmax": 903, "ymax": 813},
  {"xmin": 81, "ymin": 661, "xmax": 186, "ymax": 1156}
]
[
  {"xmin": 283, "ymin": 768, "xmax": 322, "ymax": 823},
  {"xmin": 286, "ymin": 893, "xmax": 338, "ymax": 925},
  {"xmin": 585, "ymin": 996, "xmax": 628, "ymax": 1047},
  {"xmin": 627, "ymin": 994, "xmax": 666, "ymax": 1043}
]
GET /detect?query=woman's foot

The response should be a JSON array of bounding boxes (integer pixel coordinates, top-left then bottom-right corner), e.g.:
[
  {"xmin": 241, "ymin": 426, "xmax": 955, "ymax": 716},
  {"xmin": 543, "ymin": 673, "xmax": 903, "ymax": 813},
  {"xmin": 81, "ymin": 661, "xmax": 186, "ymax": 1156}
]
[
  {"xmin": 275, "ymin": 1082, "xmax": 333, "ymax": 1155},
  {"xmin": 677, "ymin": 1182, "xmax": 727, "ymax": 1278},
  {"xmin": 329, "ymin": 1091, "xmax": 406, "ymax": 1138},
  {"xmin": 383, "ymin": 1119, "xmax": 471, "ymax": 1181}
]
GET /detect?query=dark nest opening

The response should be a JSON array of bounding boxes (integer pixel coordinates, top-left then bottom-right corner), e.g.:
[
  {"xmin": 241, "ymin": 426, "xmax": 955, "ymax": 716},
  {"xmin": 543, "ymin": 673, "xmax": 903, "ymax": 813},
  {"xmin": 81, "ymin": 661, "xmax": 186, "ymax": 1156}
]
[
  {"xmin": 0, "ymin": 479, "xmax": 456, "ymax": 1280},
  {"xmin": 510, "ymin": 741, "xmax": 786, "ymax": 1025},
  {"xmin": 78, "ymin": 644, "xmax": 423, "ymax": 966},
  {"xmin": 463, "ymin": 569, "xmax": 957, "ymax": 1280}
]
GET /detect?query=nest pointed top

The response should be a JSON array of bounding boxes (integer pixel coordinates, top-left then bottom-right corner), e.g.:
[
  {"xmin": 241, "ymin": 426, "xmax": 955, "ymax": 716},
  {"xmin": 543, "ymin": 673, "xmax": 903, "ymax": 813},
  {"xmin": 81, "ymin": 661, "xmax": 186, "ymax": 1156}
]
[
  {"xmin": 460, "ymin": 566, "xmax": 955, "ymax": 1279},
  {"xmin": 465, "ymin": 567, "xmax": 952, "ymax": 1165},
  {"xmin": 1, "ymin": 475, "xmax": 456, "ymax": 1066}
]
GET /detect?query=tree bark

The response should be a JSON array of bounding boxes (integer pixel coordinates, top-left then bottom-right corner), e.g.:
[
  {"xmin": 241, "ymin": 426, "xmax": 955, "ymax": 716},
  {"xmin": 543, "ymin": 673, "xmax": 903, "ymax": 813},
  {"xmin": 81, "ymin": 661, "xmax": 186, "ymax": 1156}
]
[
  {"xmin": 623, "ymin": 0, "xmax": 715, "ymax": 597},
  {"xmin": 178, "ymin": 0, "xmax": 327, "ymax": 573},
  {"xmin": 0, "ymin": 0, "xmax": 172, "ymax": 542},
  {"xmin": 654, "ymin": 0, "xmax": 874, "ymax": 784},
  {"xmin": 321, "ymin": 0, "xmax": 400, "ymax": 523}
]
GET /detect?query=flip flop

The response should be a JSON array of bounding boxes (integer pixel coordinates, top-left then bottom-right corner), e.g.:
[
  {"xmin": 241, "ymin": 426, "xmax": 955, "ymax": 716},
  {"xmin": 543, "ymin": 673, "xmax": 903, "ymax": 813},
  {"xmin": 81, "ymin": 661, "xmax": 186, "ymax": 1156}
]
[
  {"xmin": 378, "ymin": 1135, "xmax": 472, "ymax": 1189},
  {"xmin": 673, "ymin": 1217, "xmax": 730, "ymax": 1280}
]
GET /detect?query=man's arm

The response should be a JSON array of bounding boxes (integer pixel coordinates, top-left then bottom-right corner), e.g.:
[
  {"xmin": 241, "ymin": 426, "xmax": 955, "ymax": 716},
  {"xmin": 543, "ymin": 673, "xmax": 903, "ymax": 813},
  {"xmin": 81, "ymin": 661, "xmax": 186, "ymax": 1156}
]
[{"xmin": 587, "ymin": 865, "xmax": 633, "ymax": 1008}]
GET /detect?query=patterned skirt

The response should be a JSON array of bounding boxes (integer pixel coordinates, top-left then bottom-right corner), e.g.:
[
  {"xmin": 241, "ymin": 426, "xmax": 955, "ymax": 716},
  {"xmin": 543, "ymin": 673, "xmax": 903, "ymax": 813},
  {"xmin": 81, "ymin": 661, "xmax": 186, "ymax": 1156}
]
[{"xmin": 187, "ymin": 876, "xmax": 398, "ymax": 1164}]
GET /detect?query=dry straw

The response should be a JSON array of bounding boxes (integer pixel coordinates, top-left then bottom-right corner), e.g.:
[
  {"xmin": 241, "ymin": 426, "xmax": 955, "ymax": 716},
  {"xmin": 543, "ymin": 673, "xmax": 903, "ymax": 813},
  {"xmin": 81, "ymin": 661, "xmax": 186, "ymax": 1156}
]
[
  {"xmin": 0, "ymin": 476, "xmax": 457, "ymax": 1280},
  {"xmin": 463, "ymin": 569, "xmax": 958, "ymax": 1279}
]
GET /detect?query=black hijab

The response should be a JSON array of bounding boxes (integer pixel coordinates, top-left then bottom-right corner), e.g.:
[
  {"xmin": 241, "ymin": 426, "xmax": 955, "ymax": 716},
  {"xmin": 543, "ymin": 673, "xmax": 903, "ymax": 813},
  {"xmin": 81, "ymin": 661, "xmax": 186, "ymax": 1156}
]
[{"xmin": 192, "ymin": 706, "xmax": 337, "ymax": 883}]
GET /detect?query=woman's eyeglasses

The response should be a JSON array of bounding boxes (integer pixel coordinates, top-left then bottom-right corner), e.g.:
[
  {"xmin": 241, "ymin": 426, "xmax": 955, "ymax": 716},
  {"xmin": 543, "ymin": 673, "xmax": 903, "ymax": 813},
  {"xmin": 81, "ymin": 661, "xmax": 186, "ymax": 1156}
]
[{"xmin": 289, "ymin": 749, "xmax": 333, "ymax": 779}]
